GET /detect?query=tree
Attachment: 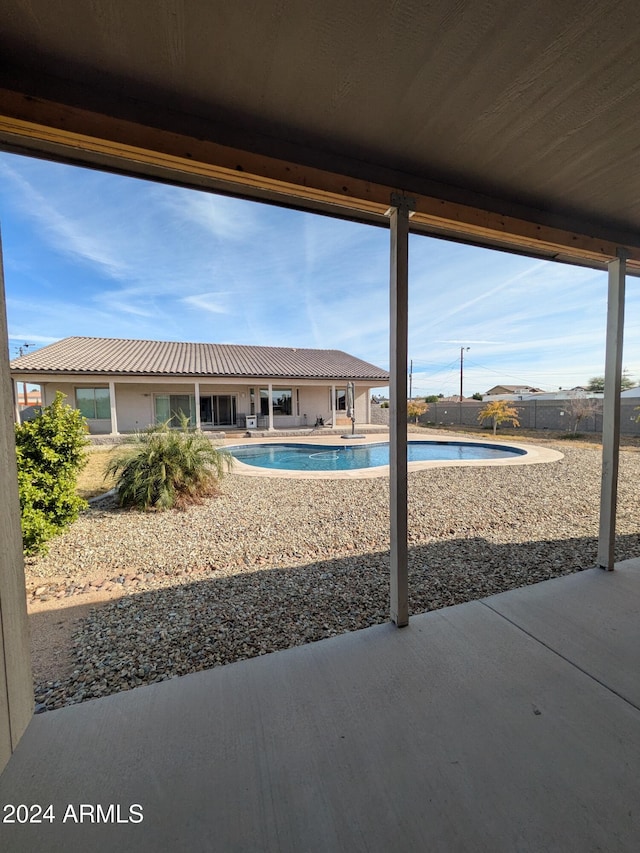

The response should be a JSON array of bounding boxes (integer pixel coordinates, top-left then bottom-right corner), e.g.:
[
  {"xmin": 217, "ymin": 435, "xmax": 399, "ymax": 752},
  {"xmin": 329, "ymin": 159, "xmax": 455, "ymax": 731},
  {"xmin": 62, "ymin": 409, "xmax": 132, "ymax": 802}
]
[
  {"xmin": 477, "ymin": 400, "xmax": 520, "ymax": 435},
  {"xmin": 587, "ymin": 370, "xmax": 635, "ymax": 393},
  {"xmin": 105, "ymin": 418, "xmax": 233, "ymax": 510},
  {"xmin": 15, "ymin": 391, "xmax": 89, "ymax": 555},
  {"xmin": 471, "ymin": 392, "xmax": 483, "ymax": 401},
  {"xmin": 565, "ymin": 396, "xmax": 601, "ymax": 434},
  {"xmin": 424, "ymin": 395, "xmax": 440, "ymax": 403},
  {"xmin": 407, "ymin": 400, "xmax": 427, "ymax": 423}
]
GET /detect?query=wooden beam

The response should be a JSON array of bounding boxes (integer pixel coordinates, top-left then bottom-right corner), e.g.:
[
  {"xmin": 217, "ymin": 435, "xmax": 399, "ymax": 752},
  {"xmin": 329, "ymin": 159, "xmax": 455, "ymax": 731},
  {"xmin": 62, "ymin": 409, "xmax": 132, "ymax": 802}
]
[
  {"xmin": 389, "ymin": 194, "xmax": 413, "ymax": 627},
  {"xmin": 597, "ymin": 251, "xmax": 627, "ymax": 570},
  {"xmin": 1, "ymin": 90, "xmax": 640, "ymax": 269}
]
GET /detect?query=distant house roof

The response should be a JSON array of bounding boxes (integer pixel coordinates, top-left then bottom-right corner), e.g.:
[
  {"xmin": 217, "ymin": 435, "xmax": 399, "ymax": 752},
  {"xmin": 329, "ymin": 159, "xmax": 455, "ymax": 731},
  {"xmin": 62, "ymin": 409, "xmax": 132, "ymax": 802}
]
[
  {"xmin": 485, "ymin": 384, "xmax": 543, "ymax": 395},
  {"xmin": 10, "ymin": 337, "xmax": 390, "ymax": 382}
]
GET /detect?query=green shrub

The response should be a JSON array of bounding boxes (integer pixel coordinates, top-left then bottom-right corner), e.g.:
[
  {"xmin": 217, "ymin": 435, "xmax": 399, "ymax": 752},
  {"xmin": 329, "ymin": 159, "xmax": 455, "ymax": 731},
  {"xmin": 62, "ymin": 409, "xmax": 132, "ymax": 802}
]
[
  {"xmin": 15, "ymin": 391, "xmax": 89, "ymax": 555},
  {"xmin": 106, "ymin": 419, "xmax": 233, "ymax": 510}
]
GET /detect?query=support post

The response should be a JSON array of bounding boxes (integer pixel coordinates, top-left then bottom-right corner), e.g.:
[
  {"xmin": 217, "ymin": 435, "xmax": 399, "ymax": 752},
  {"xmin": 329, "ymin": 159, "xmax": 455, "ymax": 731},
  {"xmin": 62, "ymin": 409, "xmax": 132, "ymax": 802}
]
[
  {"xmin": 12, "ymin": 378, "xmax": 20, "ymax": 424},
  {"xmin": 194, "ymin": 381, "xmax": 201, "ymax": 431},
  {"xmin": 331, "ymin": 383, "xmax": 336, "ymax": 426},
  {"xmin": 0, "ymin": 230, "xmax": 33, "ymax": 771},
  {"xmin": 388, "ymin": 193, "xmax": 414, "ymax": 626},
  {"xmin": 597, "ymin": 250, "xmax": 627, "ymax": 570},
  {"xmin": 267, "ymin": 382, "xmax": 274, "ymax": 431},
  {"xmin": 108, "ymin": 380, "xmax": 118, "ymax": 435}
]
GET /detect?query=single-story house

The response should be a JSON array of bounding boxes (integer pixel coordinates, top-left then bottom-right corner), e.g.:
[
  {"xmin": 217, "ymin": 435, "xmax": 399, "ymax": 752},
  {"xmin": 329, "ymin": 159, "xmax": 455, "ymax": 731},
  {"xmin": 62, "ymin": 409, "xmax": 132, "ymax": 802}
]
[
  {"xmin": 486, "ymin": 387, "xmax": 604, "ymax": 402},
  {"xmin": 14, "ymin": 387, "xmax": 42, "ymax": 409},
  {"xmin": 9, "ymin": 337, "xmax": 389, "ymax": 434},
  {"xmin": 485, "ymin": 384, "xmax": 544, "ymax": 396}
]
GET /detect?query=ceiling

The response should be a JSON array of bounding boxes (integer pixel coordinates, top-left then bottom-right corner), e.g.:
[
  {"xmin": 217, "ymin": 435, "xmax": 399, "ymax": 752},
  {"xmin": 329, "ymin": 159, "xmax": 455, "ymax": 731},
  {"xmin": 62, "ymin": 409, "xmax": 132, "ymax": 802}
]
[{"xmin": 1, "ymin": 0, "xmax": 640, "ymax": 269}]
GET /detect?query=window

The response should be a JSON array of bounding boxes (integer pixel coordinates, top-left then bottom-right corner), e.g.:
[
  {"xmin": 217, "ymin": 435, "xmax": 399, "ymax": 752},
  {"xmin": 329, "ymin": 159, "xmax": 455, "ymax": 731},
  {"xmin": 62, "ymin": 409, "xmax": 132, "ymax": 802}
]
[
  {"xmin": 333, "ymin": 388, "xmax": 347, "ymax": 411},
  {"xmin": 260, "ymin": 388, "xmax": 292, "ymax": 416},
  {"xmin": 155, "ymin": 394, "xmax": 195, "ymax": 427},
  {"xmin": 76, "ymin": 387, "xmax": 110, "ymax": 419}
]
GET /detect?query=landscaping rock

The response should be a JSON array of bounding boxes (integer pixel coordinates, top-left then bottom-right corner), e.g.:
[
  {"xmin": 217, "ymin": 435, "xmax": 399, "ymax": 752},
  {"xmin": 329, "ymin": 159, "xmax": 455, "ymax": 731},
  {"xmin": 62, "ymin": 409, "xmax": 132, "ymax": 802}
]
[{"xmin": 26, "ymin": 443, "xmax": 640, "ymax": 712}]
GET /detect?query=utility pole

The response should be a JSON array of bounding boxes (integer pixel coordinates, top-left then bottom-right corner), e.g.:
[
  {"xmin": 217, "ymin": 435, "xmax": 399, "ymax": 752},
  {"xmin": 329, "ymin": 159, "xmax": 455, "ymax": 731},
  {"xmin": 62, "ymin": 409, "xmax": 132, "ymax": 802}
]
[
  {"xmin": 15, "ymin": 343, "xmax": 33, "ymax": 408},
  {"xmin": 409, "ymin": 359, "xmax": 413, "ymax": 401},
  {"xmin": 460, "ymin": 346, "xmax": 470, "ymax": 401}
]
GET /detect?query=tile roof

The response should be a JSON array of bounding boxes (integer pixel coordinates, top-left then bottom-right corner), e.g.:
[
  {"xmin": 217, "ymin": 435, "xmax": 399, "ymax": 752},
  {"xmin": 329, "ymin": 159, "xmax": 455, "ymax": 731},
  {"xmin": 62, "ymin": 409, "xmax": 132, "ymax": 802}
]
[{"xmin": 10, "ymin": 337, "xmax": 389, "ymax": 382}]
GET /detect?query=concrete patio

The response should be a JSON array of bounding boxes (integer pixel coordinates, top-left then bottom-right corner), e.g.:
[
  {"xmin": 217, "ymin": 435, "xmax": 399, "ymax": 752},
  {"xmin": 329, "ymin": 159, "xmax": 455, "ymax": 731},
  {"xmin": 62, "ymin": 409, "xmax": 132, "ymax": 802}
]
[{"xmin": 1, "ymin": 559, "xmax": 639, "ymax": 852}]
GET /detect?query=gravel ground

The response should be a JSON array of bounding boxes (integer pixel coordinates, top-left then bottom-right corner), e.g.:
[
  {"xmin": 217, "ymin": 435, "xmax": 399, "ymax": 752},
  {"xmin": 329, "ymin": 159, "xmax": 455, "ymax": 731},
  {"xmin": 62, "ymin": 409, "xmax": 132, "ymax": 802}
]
[{"xmin": 26, "ymin": 444, "xmax": 640, "ymax": 711}]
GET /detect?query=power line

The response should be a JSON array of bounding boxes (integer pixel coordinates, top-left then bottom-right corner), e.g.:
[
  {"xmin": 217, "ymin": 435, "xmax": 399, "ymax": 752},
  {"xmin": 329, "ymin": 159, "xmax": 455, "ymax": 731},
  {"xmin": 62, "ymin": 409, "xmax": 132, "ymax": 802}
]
[
  {"xmin": 409, "ymin": 358, "xmax": 460, "ymax": 380},
  {"xmin": 463, "ymin": 358, "xmax": 597, "ymax": 383},
  {"xmin": 408, "ymin": 359, "xmax": 460, "ymax": 372}
]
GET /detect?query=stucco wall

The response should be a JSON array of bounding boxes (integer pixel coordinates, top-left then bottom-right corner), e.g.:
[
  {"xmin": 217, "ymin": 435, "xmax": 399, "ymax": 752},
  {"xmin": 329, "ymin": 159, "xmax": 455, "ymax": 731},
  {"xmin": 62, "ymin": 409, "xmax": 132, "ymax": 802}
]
[
  {"xmin": 44, "ymin": 381, "xmax": 249, "ymax": 433},
  {"xmin": 297, "ymin": 387, "xmax": 329, "ymax": 423},
  {"xmin": 40, "ymin": 380, "xmax": 375, "ymax": 433},
  {"xmin": 43, "ymin": 381, "xmax": 112, "ymax": 434}
]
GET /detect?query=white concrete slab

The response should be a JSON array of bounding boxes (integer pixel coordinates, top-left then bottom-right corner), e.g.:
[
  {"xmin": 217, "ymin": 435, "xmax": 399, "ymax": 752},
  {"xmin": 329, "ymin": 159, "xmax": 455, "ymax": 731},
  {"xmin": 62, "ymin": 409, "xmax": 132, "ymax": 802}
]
[
  {"xmin": 1, "ymin": 574, "xmax": 640, "ymax": 852},
  {"xmin": 484, "ymin": 559, "xmax": 640, "ymax": 708}
]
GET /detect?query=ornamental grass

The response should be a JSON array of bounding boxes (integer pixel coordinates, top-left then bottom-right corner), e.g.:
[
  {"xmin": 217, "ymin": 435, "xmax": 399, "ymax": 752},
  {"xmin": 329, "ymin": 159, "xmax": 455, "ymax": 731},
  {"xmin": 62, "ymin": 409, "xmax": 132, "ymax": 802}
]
[{"xmin": 105, "ymin": 418, "xmax": 233, "ymax": 511}]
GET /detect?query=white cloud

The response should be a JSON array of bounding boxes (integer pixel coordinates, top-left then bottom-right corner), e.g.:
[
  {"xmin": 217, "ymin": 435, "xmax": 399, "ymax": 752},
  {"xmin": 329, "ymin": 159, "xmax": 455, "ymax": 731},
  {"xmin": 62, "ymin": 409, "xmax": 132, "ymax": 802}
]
[
  {"xmin": 182, "ymin": 293, "xmax": 230, "ymax": 314},
  {"xmin": 163, "ymin": 190, "xmax": 258, "ymax": 242},
  {"xmin": 8, "ymin": 333, "xmax": 59, "ymax": 345},
  {"xmin": 0, "ymin": 160, "xmax": 130, "ymax": 280},
  {"xmin": 4, "ymin": 152, "xmax": 640, "ymax": 397}
]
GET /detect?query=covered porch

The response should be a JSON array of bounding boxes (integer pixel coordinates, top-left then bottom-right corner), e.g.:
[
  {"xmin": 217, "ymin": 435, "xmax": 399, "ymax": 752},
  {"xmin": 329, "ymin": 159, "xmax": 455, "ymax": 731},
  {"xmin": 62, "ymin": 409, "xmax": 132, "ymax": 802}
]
[
  {"xmin": 16, "ymin": 375, "xmax": 377, "ymax": 435},
  {"xmin": 2, "ymin": 2, "xmax": 640, "ymax": 846},
  {"xmin": 1, "ymin": 558, "xmax": 639, "ymax": 851}
]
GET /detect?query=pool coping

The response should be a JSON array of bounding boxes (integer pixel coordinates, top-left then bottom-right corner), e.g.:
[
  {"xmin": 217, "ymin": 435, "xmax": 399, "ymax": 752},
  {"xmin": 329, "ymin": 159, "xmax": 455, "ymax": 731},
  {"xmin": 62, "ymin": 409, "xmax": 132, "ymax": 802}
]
[{"xmin": 219, "ymin": 431, "xmax": 563, "ymax": 479}]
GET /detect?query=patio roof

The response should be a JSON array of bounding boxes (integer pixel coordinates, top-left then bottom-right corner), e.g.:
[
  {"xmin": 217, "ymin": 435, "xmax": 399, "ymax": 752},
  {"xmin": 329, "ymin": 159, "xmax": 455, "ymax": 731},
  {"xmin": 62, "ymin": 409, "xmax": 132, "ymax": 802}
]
[
  {"xmin": 1, "ymin": 1, "xmax": 640, "ymax": 269},
  {"xmin": 1, "ymin": 561, "xmax": 639, "ymax": 851},
  {"xmin": 0, "ymin": 0, "xmax": 638, "ymax": 783}
]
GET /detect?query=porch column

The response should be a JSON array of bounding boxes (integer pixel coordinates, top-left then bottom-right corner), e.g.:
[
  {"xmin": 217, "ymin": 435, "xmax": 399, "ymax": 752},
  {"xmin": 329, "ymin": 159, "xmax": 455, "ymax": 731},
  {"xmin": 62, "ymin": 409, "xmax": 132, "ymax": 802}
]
[
  {"xmin": 194, "ymin": 381, "xmax": 201, "ymax": 431},
  {"xmin": 12, "ymin": 378, "xmax": 20, "ymax": 424},
  {"xmin": 331, "ymin": 383, "xmax": 336, "ymax": 425},
  {"xmin": 0, "ymin": 233, "xmax": 33, "ymax": 771},
  {"xmin": 108, "ymin": 380, "xmax": 118, "ymax": 435},
  {"xmin": 597, "ymin": 250, "xmax": 627, "ymax": 570},
  {"xmin": 268, "ymin": 382, "xmax": 274, "ymax": 430},
  {"xmin": 388, "ymin": 193, "xmax": 414, "ymax": 627}
]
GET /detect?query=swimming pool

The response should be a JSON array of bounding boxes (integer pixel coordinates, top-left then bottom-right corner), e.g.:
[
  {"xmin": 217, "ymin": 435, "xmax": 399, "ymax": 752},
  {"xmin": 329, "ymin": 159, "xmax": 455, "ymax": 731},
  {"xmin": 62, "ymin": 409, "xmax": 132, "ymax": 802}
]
[{"xmin": 227, "ymin": 440, "xmax": 527, "ymax": 472}]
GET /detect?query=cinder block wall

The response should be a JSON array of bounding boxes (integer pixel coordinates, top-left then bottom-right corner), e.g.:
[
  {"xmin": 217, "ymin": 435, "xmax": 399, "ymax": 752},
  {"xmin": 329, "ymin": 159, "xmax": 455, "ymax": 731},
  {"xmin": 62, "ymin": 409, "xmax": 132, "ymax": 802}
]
[
  {"xmin": 419, "ymin": 400, "xmax": 640, "ymax": 435},
  {"xmin": 370, "ymin": 402, "xmax": 390, "ymax": 425}
]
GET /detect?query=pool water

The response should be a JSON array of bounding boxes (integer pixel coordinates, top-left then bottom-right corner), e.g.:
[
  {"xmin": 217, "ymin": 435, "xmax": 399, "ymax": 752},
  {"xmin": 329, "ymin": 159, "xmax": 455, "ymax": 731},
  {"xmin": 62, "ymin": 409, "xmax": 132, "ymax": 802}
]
[{"xmin": 227, "ymin": 441, "xmax": 526, "ymax": 471}]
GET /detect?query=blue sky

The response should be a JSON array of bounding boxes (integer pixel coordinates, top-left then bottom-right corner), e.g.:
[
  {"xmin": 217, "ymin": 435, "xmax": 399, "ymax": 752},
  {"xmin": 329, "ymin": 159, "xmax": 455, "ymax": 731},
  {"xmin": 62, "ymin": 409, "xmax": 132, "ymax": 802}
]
[{"xmin": 1, "ymin": 151, "xmax": 639, "ymax": 397}]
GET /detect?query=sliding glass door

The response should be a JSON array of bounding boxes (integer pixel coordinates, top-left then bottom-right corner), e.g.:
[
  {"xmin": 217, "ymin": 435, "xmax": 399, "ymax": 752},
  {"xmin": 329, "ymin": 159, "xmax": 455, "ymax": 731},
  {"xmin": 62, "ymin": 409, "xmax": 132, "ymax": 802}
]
[
  {"xmin": 200, "ymin": 394, "xmax": 236, "ymax": 426},
  {"xmin": 155, "ymin": 394, "xmax": 195, "ymax": 427}
]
